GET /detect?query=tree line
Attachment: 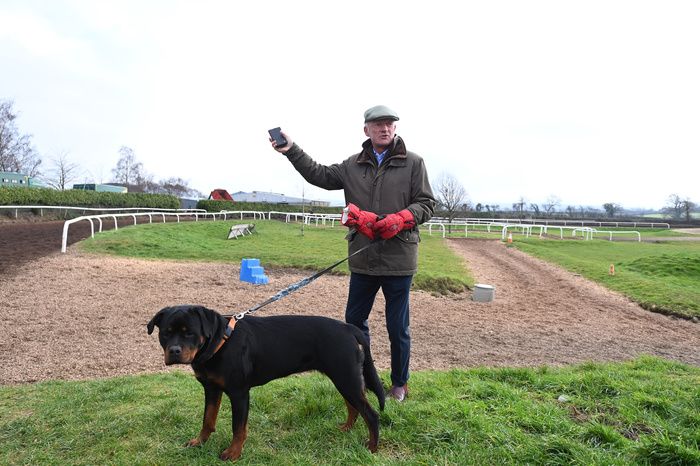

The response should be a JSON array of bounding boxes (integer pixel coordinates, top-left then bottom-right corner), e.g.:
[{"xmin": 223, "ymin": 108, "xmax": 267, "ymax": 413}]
[{"xmin": 433, "ymin": 173, "xmax": 697, "ymax": 223}]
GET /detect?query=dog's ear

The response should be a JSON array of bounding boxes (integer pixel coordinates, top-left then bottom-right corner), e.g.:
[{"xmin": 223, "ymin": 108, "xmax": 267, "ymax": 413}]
[
  {"xmin": 194, "ymin": 306, "xmax": 226, "ymax": 339},
  {"xmin": 192, "ymin": 306, "xmax": 228, "ymax": 362},
  {"xmin": 147, "ymin": 307, "xmax": 170, "ymax": 335}
]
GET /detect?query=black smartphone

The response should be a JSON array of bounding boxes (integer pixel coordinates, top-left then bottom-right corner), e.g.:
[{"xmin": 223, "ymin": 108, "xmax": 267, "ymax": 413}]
[{"xmin": 268, "ymin": 127, "xmax": 287, "ymax": 147}]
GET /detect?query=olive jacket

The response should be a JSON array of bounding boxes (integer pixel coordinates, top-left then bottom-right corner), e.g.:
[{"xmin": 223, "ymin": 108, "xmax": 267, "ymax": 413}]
[{"xmin": 284, "ymin": 136, "xmax": 435, "ymax": 276}]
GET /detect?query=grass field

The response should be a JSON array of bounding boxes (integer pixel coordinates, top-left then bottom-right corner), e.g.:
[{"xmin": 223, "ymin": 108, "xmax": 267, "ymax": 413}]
[
  {"xmin": 1, "ymin": 357, "xmax": 698, "ymax": 465},
  {"xmin": 79, "ymin": 220, "xmax": 473, "ymax": 294},
  {"xmin": 510, "ymin": 237, "xmax": 700, "ymax": 318},
  {"xmin": 4, "ymin": 219, "xmax": 699, "ymax": 464}
]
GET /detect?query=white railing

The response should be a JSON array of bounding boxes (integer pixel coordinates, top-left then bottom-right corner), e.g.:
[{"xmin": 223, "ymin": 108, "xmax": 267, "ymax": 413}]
[
  {"xmin": 58, "ymin": 209, "xmax": 644, "ymax": 255},
  {"xmin": 592, "ymin": 230, "xmax": 642, "ymax": 241},
  {"xmin": 61, "ymin": 211, "xmax": 220, "ymax": 252},
  {"xmin": 423, "ymin": 222, "xmax": 447, "ymax": 237},
  {"xmin": 267, "ymin": 211, "xmax": 341, "ymax": 226},
  {"xmin": 422, "ymin": 220, "xmax": 641, "ymax": 242},
  {"xmin": 218, "ymin": 210, "xmax": 267, "ymax": 220},
  {"xmin": 435, "ymin": 216, "xmax": 670, "ymax": 229}
]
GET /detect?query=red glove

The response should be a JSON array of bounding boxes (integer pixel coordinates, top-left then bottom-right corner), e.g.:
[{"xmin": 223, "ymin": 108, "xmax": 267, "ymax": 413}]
[
  {"xmin": 342, "ymin": 203, "xmax": 379, "ymax": 240},
  {"xmin": 374, "ymin": 209, "xmax": 416, "ymax": 240}
]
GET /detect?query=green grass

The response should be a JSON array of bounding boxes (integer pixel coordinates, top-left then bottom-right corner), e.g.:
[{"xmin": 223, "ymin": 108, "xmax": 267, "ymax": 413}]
[
  {"xmin": 78, "ymin": 220, "xmax": 473, "ymax": 294},
  {"xmin": 511, "ymin": 237, "xmax": 700, "ymax": 318},
  {"xmin": 1, "ymin": 357, "xmax": 698, "ymax": 465}
]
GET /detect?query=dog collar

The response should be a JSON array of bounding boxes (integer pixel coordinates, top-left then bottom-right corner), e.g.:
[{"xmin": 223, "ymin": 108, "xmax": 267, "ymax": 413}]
[
  {"xmin": 211, "ymin": 318, "xmax": 237, "ymax": 356},
  {"xmin": 223, "ymin": 318, "xmax": 236, "ymax": 340}
]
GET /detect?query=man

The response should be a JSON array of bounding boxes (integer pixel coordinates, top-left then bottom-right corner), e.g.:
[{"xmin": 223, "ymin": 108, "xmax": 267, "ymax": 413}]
[{"xmin": 270, "ymin": 105, "xmax": 435, "ymax": 401}]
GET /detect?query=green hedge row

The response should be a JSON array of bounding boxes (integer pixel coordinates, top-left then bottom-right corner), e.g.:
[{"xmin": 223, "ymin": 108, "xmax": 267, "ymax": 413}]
[
  {"xmin": 196, "ymin": 199, "xmax": 342, "ymax": 214},
  {"xmin": 0, "ymin": 187, "xmax": 180, "ymax": 209}
]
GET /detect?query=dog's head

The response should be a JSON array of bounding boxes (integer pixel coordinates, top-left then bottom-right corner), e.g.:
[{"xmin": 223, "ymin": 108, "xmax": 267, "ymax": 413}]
[{"xmin": 147, "ymin": 305, "xmax": 228, "ymax": 365}]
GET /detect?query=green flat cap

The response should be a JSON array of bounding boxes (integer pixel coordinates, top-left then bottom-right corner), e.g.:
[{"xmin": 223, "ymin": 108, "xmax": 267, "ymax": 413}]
[{"xmin": 364, "ymin": 105, "xmax": 399, "ymax": 123}]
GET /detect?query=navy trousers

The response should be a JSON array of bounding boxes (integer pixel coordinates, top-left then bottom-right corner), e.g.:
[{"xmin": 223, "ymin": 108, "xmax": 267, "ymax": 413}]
[{"xmin": 344, "ymin": 272, "xmax": 413, "ymax": 387}]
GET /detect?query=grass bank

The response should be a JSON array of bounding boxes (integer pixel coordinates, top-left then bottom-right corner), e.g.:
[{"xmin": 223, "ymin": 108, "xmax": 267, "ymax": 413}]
[
  {"xmin": 78, "ymin": 220, "xmax": 473, "ymax": 294},
  {"xmin": 511, "ymin": 237, "xmax": 700, "ymax": 318},
  {"xmin": 1, "ymin": 357, "xmax": 698, "ymax": 465}
]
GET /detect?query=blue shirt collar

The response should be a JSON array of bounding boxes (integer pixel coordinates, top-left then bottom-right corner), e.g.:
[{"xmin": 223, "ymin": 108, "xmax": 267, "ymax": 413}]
[{"xmin": 373, "ymin": 147, "xmax": 389, "ymax": 165}]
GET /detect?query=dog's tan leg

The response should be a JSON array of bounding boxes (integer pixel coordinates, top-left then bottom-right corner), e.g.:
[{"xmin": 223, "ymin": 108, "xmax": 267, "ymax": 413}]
[
  {"xmin": 219, "ymin": 423, "xmax": 247, "ymax": 461},
  {"xmin": 186, "ymin": 386, "xmax": 222, "ymax": 447},
  {"xmin": 360, "ymin": 408, "xmax": 379, "ymax": 453},
  {"xmin": 339, "ymin": 398, "xmax": 359, "ymax": 431}
]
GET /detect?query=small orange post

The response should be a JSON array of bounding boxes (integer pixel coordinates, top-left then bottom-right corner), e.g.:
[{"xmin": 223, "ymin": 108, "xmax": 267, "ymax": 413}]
[
  {"xmin": 609, "ymin": 264, "xmax": 615, "ymax": 276},
  {"xmin": 507, "ymin": 233, "xmax": 513, "ymax": 244}
]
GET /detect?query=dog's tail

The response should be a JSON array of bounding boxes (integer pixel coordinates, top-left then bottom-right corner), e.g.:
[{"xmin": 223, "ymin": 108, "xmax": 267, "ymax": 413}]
[{"xmin": 358, "ymin": 336, "xmax": 385, "ymax": 411}]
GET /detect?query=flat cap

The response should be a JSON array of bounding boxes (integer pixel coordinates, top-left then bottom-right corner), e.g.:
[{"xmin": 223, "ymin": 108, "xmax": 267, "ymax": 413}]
[{"xmin": 364, "ymin": 105, "xmax": 399, "ymax": 123}]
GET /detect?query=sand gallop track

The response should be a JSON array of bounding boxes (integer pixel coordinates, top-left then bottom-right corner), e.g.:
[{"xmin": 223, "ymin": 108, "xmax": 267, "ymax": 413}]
[{"xmin": 1, "ymin": 225, "xmax": 698, "ymax": 385}]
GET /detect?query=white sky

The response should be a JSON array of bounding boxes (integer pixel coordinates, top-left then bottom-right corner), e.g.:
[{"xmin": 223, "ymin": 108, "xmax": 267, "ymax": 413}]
[{"xmin": 1, "ymin": 0, "xmax": 698, "ymax": 210}]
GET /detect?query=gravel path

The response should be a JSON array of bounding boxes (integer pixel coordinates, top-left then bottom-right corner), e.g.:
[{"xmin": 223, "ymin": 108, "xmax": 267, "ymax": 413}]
[{"xmin": 2, "ymin": 234, "xmax": 698, "ymax": 385}]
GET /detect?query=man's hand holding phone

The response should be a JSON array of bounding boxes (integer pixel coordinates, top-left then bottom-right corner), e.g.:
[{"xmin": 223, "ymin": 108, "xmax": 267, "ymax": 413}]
[{"xmin": 269, "ymin": 127, "xmax": 293, "ymax": 153}]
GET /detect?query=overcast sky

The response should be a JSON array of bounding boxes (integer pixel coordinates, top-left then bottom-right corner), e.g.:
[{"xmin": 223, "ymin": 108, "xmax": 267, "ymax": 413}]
[{"xmin": 1, "ymin": 0, "xmax": 698, "ymax": 210}]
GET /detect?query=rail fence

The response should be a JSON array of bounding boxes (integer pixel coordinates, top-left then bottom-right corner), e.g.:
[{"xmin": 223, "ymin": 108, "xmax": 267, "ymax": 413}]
[
  {"xmin": 48, "ymin": 207, "xmax": 657, "ymax": 253},
  {"xmin": 422, "ymin": 221, "xmax": 641, "ymax": 241},
  {"xmin": 61, "ymin": 211, "xmax": 221, "ymax": 252},
  {"xmin": 437, "ymin": 217, "xmax": 669, "ymax": 229}
]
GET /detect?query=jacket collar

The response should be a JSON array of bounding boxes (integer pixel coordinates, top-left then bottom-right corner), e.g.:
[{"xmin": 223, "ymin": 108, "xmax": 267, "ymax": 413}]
[{"xmin": 357, "ymin": 136, "xmax": 407, "ymax": 164}]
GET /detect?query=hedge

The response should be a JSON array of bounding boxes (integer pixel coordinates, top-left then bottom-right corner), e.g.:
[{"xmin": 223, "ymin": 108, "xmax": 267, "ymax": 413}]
[
  {"xmin": 0, "ymin": 187, "xmax": 180, "ymax": 209},
  {"xmin": 196, "ymin": 199, "xmax": 343, "ymax": 214}
]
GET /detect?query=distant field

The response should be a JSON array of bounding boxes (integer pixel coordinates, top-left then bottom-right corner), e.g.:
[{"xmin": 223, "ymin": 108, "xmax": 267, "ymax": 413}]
[
  {"xmin": 643, "ymin": 212, "xmax": 700, "ymax": 219},
  {"xmin": 511, "ymin": 238, "xmax": 700, "ymax": 318}
]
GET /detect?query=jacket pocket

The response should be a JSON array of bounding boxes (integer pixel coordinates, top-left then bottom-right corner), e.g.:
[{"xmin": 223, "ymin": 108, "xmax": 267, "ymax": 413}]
[{"xmin": 396, "ymin": 229, "xmax": 420, "ymax": 244}]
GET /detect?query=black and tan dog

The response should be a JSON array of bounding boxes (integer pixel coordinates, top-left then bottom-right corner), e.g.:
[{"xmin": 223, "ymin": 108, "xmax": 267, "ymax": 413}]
[{"xmin": 147, "ymin": 305, "xmax": 385, "ymax": 462}]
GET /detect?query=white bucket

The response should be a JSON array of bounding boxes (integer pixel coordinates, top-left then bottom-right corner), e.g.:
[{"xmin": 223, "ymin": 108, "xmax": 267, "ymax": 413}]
[{"xmin": 473, "ymin": 283, "xmax": 495, "ymax": 302}]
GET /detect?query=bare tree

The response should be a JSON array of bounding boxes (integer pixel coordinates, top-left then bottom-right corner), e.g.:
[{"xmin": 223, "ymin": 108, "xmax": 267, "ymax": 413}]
[
  {"xmin": 156, "ymin": 177, "xmax": 198, "ymax": 197},
  {"xmin": 42, "ymin": 152, "xmax": 81, "ymax": 190},
  {"xmin": 512, "ymin": 196, "xmax": 526, "ymax": 218},
  {"xmin": 603, "ymin": 202, "xmax": 622, "ymax": 218},
  {"xmin": 0, "ymin": 99, "xmax": 42, "ymax": 176},
  {"xmin": 433, "ymin": 173, "xmax": 468, "ymax": 227},
  {"xmin": 111, "ymin": 146, "xmax": 144, "ymax": 186},
  {"xmin": 681, "ymin": 198, "xmax": 696, "ymax": 223},
  {"xmin": 542, "ymin": 195, "xmax": 561, "ymax": 216},
  {"xmin": 529, "ymin": 203, "xmax": 540, "ymax": 216},
  {"xmin": 662, "ymin": 194, "xmax": 684, "ymax": 219}
]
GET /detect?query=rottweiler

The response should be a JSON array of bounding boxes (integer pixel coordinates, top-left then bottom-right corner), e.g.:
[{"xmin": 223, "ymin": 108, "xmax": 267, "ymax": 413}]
[{"xmin": 147, "ymin": 305, "xmax": 385, "ymax": 462}]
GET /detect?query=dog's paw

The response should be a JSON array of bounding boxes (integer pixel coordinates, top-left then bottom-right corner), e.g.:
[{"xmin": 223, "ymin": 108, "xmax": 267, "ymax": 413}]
[
  {"xmin": 219, "ymin": 447, "xmax": 242, "ymax": 461},
  {"xmin": 338, "ymin": 421, "xmax": 354, "ymax": 432},
  {"xmin": 365, "ymin": 439, "xmax": 378, "ymax": 453},
  {"xmin": 185, "ymin": 437, "xmax": 203, "ymax": 448}
]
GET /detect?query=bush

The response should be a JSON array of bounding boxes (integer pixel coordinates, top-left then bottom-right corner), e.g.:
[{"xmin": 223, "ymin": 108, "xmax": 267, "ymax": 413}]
[
  {"xmin": 196, "ymin": 199, "xmax": 342, "ymax": 214},
  {"xmin": 0, "ymin": 187, "xmax": 180, "ymax": 209}
]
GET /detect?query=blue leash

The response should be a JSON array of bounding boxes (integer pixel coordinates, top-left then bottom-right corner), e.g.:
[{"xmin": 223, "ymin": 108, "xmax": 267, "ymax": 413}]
[{"xmin": 224, "ymin": 241, "xmax": 376, "ymax": 320}]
